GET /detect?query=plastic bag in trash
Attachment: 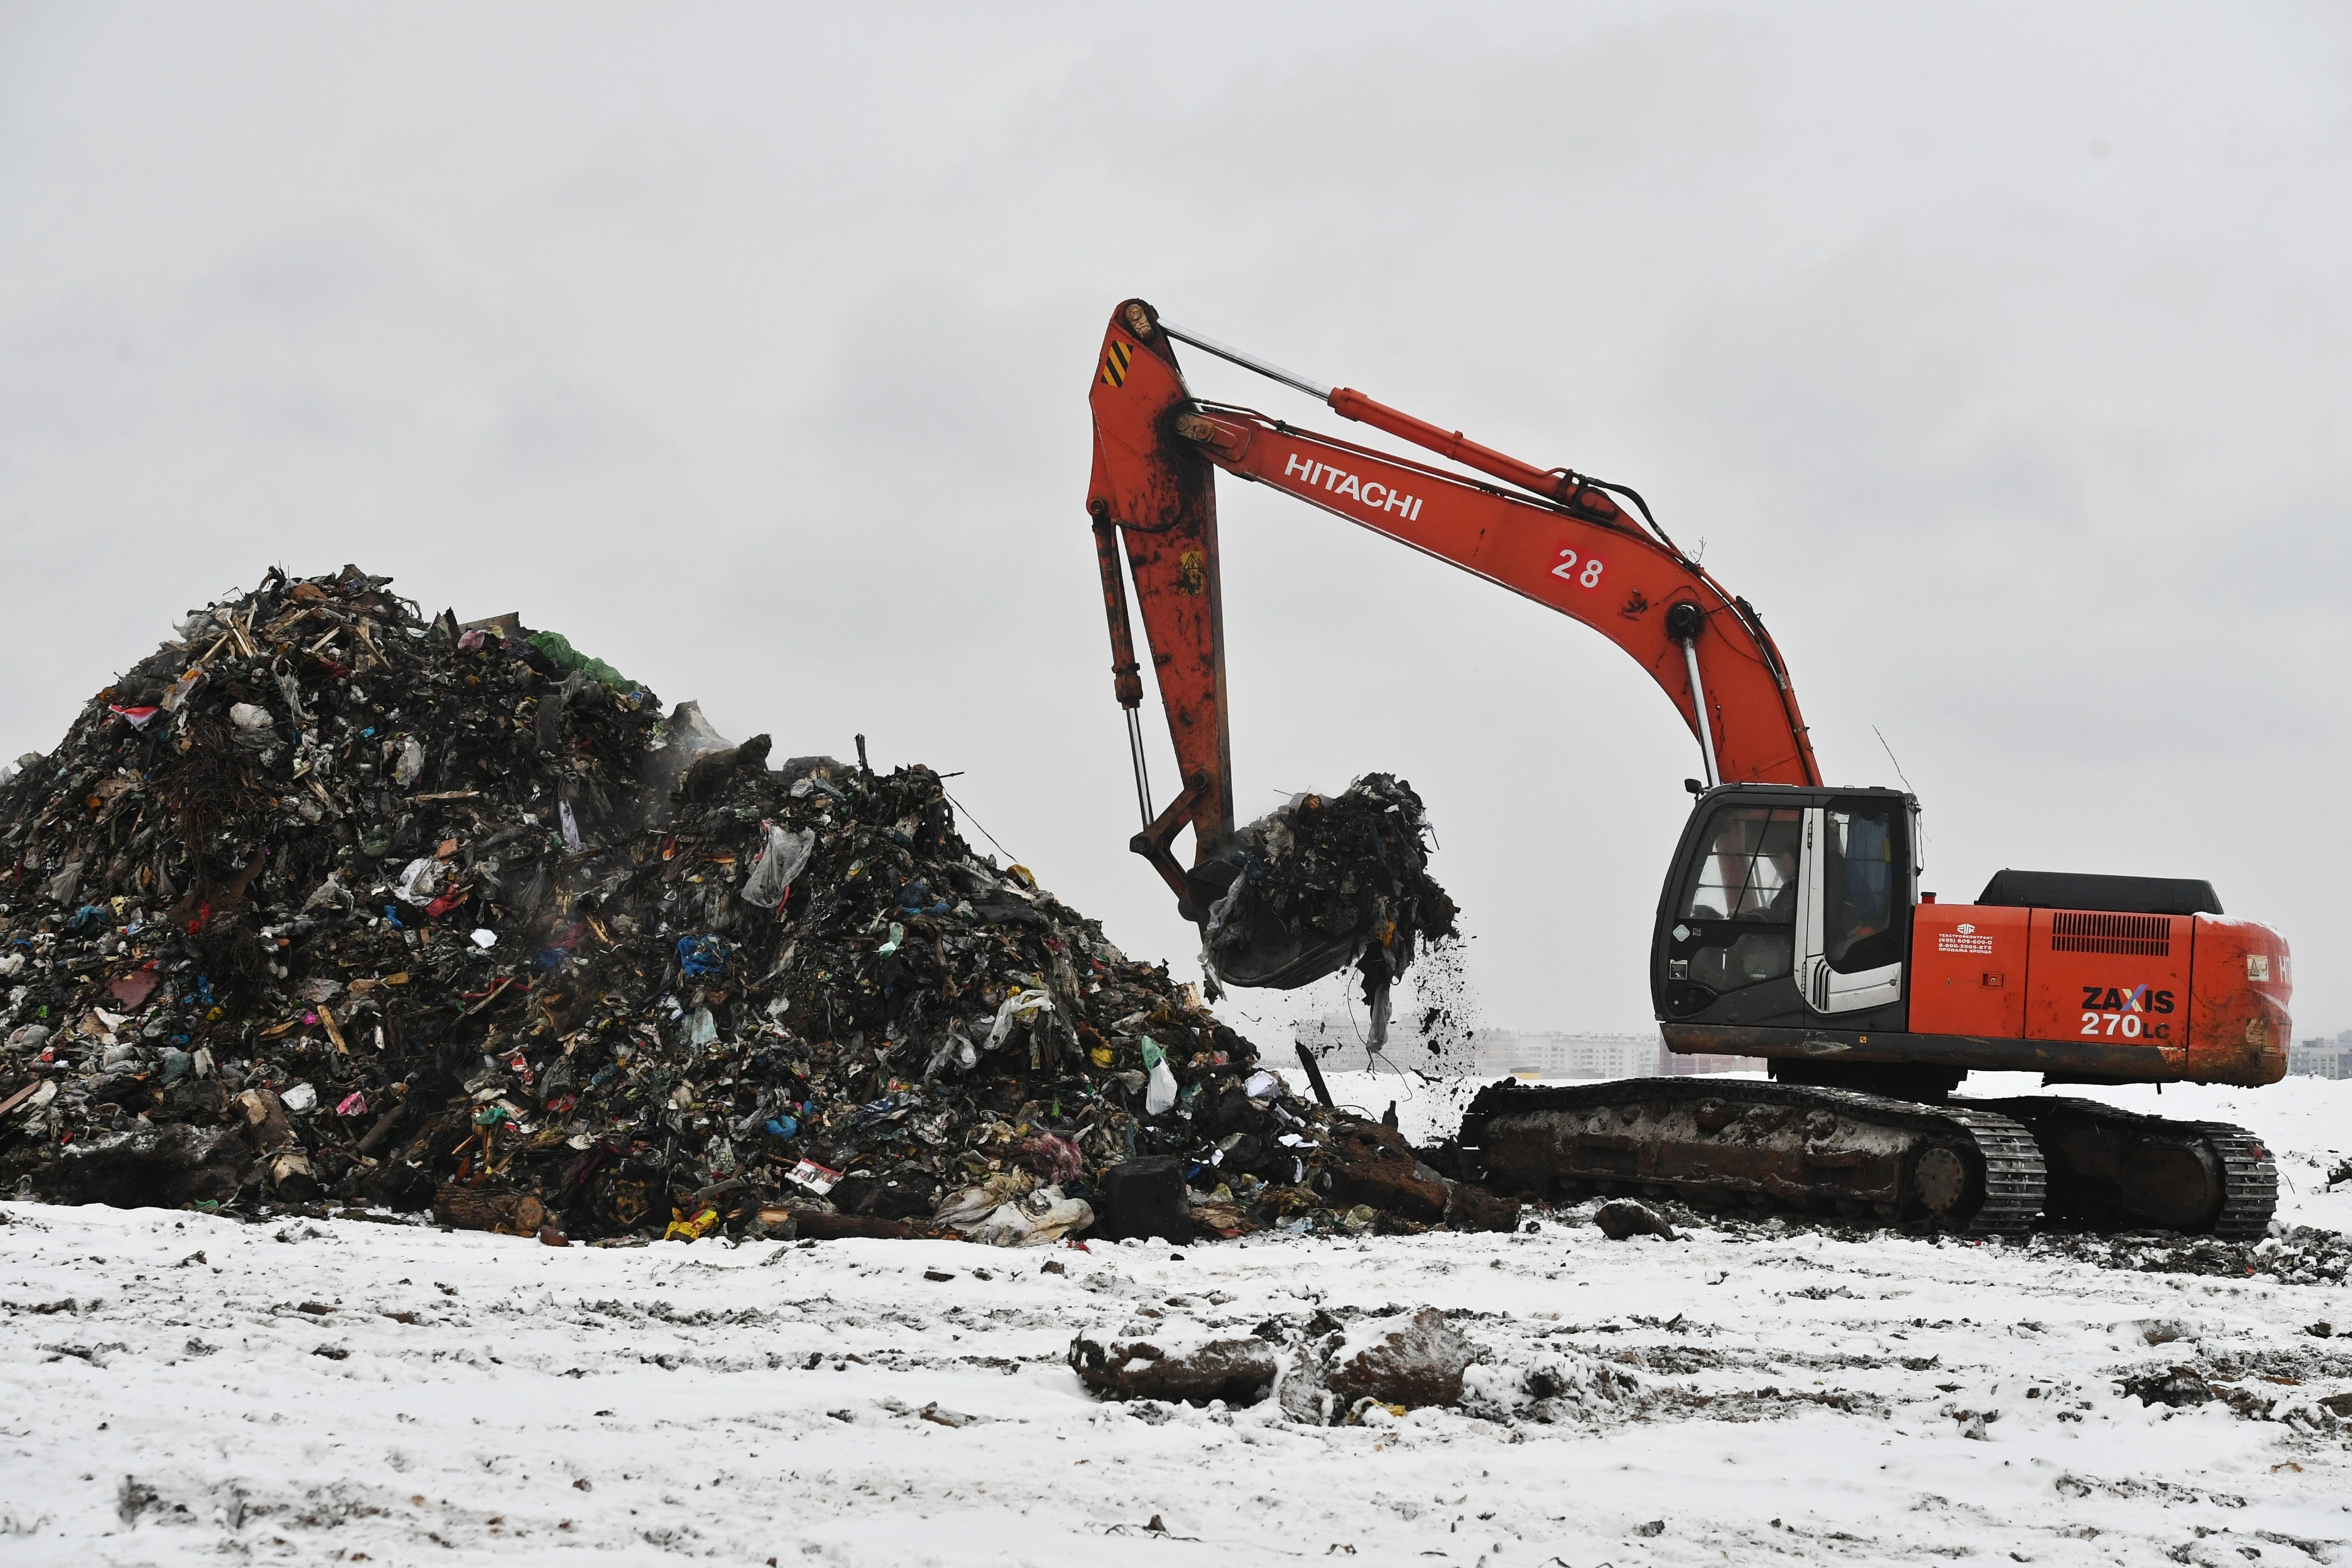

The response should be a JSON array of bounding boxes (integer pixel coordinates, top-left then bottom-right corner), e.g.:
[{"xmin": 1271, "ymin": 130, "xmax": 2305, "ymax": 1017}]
[
  {"xmin": 983, "ymin": 988, "xmax": 1054, "ymax": 1053},
  {"xmin": 965, "ymin": 1185, "xmax": 1094, "ymax": 1247},
  {"xmin": 938, "ymin": 1169, "xmax": 1036, "ymax": 1231},
  {"xmin": 922, "ymin": 1030, "xmax": 978, "ymax": 1081},
  {"xmin": 392, "ymin": 857, "xmax": 442, "ymax": 906},
  {"xmin": 740, "ymin": 823, "xmax": 815, "ymax": 908},
  {"xmin": 1142, "ymin": 1037, "xmax": 1178, "ymax": 1116}
]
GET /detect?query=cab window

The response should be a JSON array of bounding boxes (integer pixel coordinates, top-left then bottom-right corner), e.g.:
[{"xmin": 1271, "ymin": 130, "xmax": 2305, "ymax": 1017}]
[
  {"xmin": 1672, "ymin": 805, "xmax": 1802, "ymax": 997},
  {"xmin": 1823, "ymin": 803, "xmax": 1901, "ymax": 973},
  {"xmin": 1680, "ymin": 806, "xmax": 1802, "ymax": 923}
]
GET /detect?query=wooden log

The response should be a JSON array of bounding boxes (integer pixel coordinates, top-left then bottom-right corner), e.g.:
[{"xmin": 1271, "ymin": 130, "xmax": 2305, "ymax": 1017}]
[
  {"xmin": 763, "ymin": 1207, "xmax": 935, "ymax": 1241},
  {"xmin": 1320, "ymin": 1116, "xmax": 1449, "ymax": 1222},
  {"xmin": 355, "ymin": 1101, "xmax": 408, "ymax": 1156},
  {"xmin": 433, "ymin": 1183, "xmax": 545, "ymax": 1236},
  {"xmin": 235, "ymin": 1088, "xmax": 295, "ymax": 1152}
]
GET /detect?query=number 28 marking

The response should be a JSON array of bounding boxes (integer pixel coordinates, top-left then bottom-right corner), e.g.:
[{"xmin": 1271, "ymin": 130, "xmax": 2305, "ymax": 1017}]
[{"xmin": 1552, "ymin": 549, "xmax": 1606, "ymax": 588}]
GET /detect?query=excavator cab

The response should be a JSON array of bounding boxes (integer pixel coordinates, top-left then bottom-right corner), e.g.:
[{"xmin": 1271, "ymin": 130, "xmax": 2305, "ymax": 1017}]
[
  {"xmin": 1647, "ymin": 779, "xmax": 2290, "ymax": 1104},
  {"xmin": 1652, "ymin": 784, "xmax": 1917, "ymax": 1036}
]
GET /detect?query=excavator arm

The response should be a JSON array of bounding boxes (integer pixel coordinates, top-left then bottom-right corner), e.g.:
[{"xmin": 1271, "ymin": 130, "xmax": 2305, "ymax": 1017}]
[{"xmin": 1086, "ymin": 296, "xmax": 1820, "ymax": 928}]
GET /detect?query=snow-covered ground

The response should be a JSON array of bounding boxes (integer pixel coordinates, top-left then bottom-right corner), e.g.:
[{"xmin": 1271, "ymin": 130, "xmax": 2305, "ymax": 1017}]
[{"xmin": 2, "ymin": 1076, "xmax": 2346, "ymax": 1567}]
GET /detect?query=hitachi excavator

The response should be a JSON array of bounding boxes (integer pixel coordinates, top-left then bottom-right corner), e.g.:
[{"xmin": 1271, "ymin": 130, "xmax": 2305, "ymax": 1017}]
[{"xmin": 1084, "ymin": 297, "xmax": 2287, "ymax": 1238}]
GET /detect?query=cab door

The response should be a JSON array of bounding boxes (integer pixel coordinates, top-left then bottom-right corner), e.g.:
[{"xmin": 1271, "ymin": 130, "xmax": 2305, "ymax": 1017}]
[{"xmin": 1795, "ymin": 800, "xmax": 1907, "ymax": 1014}]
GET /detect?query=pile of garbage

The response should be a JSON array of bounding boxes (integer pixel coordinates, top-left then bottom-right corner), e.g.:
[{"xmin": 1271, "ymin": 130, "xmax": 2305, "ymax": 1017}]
[{"xmin": 0, "ymin": 566, "xmax": 1512, "ymax": 1246}]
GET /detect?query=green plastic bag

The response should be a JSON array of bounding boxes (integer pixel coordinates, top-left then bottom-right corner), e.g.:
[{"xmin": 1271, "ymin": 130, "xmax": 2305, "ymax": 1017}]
[{"xmin": 526, "ymin": 630, "xmax": 634, "ymax": 690}]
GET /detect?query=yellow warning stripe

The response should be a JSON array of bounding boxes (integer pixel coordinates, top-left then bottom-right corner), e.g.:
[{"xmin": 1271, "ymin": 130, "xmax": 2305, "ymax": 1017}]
[{"xmin": 1099, "ymin": 340, "xmax": 1133, "ymax": 387}]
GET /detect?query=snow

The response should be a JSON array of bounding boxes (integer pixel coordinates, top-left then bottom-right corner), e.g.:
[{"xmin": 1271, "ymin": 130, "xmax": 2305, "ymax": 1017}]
[{"xmin": 1, "ymin": 1076, "xmax": 2346, "ymax": 1566}]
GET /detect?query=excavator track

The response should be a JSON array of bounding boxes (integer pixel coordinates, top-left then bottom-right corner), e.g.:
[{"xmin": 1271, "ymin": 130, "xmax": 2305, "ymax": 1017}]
[
  {"xmin": 1460, "ymin": 1077, "xmax": 2045, "ymax": 1235},
  {"xmin": 1928, "ymin": 1103, "xmax": 2047, "ymax": 1235},
  {"xmin": 1974, "ymin": 1097, "xmax": 2276, "ymax": 1239},
  {"xmin": 2195, "ymin": 1124, "xmax": 2280, "ymax": 1240}
]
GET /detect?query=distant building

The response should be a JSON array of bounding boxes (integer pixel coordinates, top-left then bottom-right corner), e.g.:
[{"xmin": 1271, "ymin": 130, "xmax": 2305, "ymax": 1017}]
[
  {"xmin": 1292, "ymin": 1015, "xmax": 1756, "ymax": 1080},
  {"xmin": 1658, "ymin": 1043, "xmax": 1757, "ymax": 1077},
  {"xmin": 2288, "ymin": 1032, "xmax": 2352, "ymax": 1080},
  {"xmin": 1480, "ymin": 1031, "xmax": 1655, "ymax": 1079},
  {"xmin": 1471, "ymin": 1029, "xmax": 1750, "ymax": 1080},
  {"xmin": 1292, "ymin": 1012, "xmax": 1463, "ymax": 1075}
]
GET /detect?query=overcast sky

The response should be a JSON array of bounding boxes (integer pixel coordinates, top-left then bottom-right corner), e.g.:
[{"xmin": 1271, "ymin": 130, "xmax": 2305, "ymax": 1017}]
[{"xmin": 3, "ymin": 3, "xmax": 2346, "ymax": 1052}]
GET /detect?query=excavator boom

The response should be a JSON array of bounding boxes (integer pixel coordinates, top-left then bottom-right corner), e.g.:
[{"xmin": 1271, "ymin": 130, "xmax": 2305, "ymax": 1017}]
[{"xmin": 1087, "ymin": 298, "xmax": 1816, "ymax": 912}]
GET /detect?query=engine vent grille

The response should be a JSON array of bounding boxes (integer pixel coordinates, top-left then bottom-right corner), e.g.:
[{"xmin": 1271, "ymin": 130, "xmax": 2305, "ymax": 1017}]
[{"xmin": 2050, "ymin": 911, "xmax": 2171, "ymax": 956}]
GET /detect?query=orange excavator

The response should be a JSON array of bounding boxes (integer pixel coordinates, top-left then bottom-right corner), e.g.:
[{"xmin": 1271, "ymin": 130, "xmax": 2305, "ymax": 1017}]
[{"xmin": 1084, "ymin": 297, "xmax": 2287, "ymax": 1236}]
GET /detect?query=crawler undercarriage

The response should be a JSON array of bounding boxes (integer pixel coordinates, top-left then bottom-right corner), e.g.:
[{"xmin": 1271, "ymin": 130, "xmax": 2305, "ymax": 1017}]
[{"xmin": 1458, "ymin": 1077, "xmax": 2275, "ymax": 1238}]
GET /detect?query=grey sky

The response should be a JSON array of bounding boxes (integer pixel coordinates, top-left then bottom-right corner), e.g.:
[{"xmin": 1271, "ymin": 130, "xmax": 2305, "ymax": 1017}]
[{"xmin": 3, "ymin": 3, "xmax": 2346, "ymax": 1045}]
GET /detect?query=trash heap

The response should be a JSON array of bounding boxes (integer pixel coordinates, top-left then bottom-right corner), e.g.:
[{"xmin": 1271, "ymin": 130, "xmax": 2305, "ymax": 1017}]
[{"xmin": 0, "ymin": 566, "xmax": 1511, "ymax": 1245}]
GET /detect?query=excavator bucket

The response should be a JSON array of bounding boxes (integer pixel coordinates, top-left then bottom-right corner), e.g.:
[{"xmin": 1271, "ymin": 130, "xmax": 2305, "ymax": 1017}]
[
  {"xmin": 1197, "ymin": 774, "xmax": 1458, "ymax": 1003},
  {"xmin": 1195, "ymin": 853, "xmax": 1361, "ymax": 991}
]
